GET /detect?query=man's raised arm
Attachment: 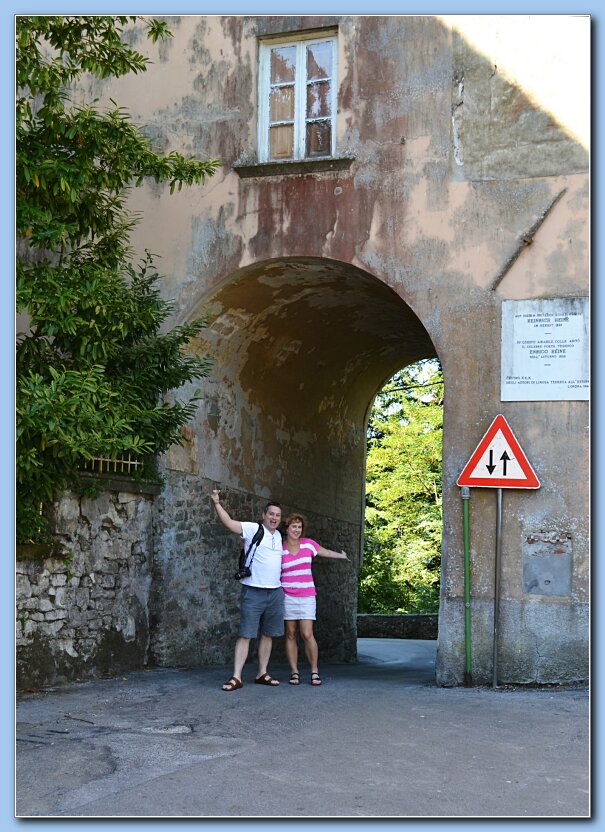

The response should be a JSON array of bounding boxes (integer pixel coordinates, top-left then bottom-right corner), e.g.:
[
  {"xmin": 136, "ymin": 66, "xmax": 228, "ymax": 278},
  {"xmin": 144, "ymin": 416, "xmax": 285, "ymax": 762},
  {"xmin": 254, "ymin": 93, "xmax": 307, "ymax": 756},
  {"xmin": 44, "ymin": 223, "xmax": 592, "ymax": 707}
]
[{"xmin": 211, "ymin": 489, "xmax": 243, "ymax": 535}]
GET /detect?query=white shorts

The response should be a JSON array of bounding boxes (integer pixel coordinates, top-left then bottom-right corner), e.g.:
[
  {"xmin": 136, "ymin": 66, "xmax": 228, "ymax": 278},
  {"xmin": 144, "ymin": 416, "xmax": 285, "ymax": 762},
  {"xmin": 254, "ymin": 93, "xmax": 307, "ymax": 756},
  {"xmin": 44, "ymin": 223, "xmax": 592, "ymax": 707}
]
[{"xmin": 283, "ymin": 593, "xmax": 316, "ymax": 621}]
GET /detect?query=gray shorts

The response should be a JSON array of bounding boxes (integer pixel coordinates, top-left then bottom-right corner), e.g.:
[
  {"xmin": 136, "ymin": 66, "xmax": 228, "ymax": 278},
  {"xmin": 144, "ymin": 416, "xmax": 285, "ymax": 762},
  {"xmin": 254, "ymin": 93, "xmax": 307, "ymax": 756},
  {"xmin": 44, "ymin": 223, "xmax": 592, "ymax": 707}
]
[{"xmin": 239, "ymin": 585, "xmax": 285, "ymax": 638}]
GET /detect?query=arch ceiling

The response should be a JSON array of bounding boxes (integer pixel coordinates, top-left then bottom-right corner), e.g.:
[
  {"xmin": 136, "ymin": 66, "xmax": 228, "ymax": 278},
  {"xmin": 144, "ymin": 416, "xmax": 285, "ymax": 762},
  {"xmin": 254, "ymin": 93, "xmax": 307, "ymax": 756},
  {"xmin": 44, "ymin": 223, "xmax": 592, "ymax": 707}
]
[{"xmin": 189, "ymin": 257, "xmax": 436, "ymax": 516}]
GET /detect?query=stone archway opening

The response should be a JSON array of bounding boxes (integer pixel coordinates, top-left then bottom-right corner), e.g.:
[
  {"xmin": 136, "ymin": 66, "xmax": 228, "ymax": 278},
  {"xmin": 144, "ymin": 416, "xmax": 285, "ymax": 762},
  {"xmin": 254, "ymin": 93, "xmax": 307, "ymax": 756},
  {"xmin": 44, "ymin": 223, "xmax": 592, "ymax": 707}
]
[
  {"xmin": 359, "ymin": 358, "xmax": 443, "ymax": 635},
  {"xmin": 186, "ymin": 256, "xmax": 439, "ymax": 663}
]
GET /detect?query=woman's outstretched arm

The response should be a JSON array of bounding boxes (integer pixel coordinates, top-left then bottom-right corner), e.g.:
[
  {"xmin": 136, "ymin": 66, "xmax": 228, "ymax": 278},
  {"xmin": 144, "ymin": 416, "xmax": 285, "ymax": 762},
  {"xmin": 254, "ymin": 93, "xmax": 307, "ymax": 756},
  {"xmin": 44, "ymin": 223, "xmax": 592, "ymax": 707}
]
[{"xmin": 316, "ymin": 545, "xmax": 350, "ymax": 561}]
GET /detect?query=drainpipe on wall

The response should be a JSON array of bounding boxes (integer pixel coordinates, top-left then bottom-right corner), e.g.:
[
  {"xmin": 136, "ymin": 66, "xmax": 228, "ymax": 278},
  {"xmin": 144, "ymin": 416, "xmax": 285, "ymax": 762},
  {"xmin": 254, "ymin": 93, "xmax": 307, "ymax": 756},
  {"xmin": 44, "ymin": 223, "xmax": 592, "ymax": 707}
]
[{"xmin": 461, "ymin": 486, "xmax": 473, "ymax": 686}]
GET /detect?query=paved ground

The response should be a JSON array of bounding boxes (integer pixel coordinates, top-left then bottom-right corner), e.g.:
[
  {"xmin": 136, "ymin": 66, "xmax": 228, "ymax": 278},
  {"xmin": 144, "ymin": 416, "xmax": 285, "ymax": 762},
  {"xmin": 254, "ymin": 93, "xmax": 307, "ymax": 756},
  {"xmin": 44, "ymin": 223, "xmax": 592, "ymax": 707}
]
[{"xmin": 14, "ymin": 639, "xmax": 589, "ymax": 820}]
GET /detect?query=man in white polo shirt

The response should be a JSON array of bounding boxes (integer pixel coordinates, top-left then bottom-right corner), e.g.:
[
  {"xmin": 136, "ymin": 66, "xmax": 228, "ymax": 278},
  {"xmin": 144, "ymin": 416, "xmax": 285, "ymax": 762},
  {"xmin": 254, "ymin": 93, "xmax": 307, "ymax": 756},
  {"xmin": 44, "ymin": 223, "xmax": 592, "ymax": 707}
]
[{"xmin": 211, "ymin": 489, "xmax": 284, "ymax": 691}]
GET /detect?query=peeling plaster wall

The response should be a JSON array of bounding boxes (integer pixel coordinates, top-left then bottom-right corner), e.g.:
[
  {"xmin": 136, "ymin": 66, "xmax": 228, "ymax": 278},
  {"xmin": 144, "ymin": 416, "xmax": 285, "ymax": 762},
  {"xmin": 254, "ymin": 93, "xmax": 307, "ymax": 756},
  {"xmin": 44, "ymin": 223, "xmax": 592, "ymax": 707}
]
[{"xmin": 79, "ymin": 15, "xmax": 588, "ymax": 685}]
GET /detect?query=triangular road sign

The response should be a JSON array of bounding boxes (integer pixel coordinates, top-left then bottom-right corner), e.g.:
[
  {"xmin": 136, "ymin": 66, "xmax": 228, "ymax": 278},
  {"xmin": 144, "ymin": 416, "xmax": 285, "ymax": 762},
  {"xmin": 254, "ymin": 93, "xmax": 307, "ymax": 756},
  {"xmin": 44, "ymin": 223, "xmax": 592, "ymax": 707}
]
[{"xmin": 457, "ymin": 414, "xmax": 540, "ymax": 489}]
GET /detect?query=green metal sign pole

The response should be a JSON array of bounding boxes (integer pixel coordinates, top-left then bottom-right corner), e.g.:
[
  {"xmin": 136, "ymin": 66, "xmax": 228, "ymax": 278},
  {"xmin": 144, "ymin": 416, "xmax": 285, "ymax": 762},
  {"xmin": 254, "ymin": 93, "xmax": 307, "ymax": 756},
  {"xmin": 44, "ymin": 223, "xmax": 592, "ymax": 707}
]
[{"xmin": 492, "ymin": 487, "xmax": 503, "ymax": 689}]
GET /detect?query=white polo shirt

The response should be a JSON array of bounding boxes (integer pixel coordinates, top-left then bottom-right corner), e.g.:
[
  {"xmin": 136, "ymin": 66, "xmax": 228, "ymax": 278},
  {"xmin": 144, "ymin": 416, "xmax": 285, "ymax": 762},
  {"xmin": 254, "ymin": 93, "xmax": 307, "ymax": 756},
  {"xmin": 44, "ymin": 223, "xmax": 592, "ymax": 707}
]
[{"xmin": 240, "ymin": 522, "xmax": 282, "ymax": 588}]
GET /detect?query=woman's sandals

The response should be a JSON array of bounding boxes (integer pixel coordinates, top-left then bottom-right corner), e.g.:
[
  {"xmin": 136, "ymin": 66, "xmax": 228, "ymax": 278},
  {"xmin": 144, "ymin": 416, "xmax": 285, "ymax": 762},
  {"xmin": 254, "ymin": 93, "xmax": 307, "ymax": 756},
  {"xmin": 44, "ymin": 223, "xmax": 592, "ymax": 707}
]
[
  {"xmin": 222, "ymin": 676, "xmax": 243, "ymax": 691},
  {"xmin": 311, "ymin": 672, "xmax": 322, "ymax": 686},
  {"xmin": 289, "ymin": 672, "xmax": 300, "ymax": 685}
]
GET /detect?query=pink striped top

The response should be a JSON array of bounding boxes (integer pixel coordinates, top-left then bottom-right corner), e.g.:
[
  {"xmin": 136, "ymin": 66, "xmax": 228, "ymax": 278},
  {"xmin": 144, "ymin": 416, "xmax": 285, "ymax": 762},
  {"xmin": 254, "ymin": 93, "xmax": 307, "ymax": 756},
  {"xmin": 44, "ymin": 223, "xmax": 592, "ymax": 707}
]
[{"xmin": 281, "ymin": 538, "xmax": 319, "ymax": 597}]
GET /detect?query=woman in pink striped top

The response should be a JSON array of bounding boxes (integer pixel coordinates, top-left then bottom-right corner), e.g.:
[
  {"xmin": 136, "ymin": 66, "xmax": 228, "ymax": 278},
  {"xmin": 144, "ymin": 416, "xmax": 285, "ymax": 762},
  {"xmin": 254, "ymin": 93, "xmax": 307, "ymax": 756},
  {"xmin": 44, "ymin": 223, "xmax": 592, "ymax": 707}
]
[{"xmin": 281, "ymin": 513, "xmax": 350, "ymax": 686}]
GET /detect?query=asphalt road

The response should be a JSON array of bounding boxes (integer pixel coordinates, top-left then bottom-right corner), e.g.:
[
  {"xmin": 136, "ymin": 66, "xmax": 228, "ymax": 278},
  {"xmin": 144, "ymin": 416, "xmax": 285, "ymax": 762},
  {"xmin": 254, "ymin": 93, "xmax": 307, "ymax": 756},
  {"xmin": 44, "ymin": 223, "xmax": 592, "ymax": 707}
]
[{"xmin": 15, "ymin": 638, "xmax": 589, "ymax": 819}]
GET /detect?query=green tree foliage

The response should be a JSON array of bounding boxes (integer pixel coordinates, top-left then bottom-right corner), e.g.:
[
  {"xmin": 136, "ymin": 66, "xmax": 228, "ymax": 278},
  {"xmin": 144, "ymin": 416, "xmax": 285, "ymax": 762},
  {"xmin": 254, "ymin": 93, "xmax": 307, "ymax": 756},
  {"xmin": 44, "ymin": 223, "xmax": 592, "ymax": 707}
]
[
  {"xmin": 16, "ymin": 16, "xmax": 220, "ymax": 543},
  {"xmin": 359, "ymin": 359, "xmax": 443, "ymax": 614}
]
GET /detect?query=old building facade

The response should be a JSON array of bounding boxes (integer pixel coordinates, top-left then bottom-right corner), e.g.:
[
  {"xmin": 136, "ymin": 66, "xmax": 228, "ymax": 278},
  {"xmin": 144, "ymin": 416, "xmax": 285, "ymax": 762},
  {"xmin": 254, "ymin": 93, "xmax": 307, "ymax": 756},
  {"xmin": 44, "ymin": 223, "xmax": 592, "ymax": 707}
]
[{"xmin": 17, "ymin": 15, "xmax": 590, "ymax": 688}]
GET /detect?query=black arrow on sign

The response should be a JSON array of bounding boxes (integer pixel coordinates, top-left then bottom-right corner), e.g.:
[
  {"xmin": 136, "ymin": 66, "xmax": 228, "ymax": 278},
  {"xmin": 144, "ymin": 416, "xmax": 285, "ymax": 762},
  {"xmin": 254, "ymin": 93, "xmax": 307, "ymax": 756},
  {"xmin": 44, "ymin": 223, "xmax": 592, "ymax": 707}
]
[
  {"xmin": 486, "ymin": 449, "xmax": 496, "ymax": 475},
  {"xmin": 500, "ymin": 450, "xmax": 510, "ymax": 476}
]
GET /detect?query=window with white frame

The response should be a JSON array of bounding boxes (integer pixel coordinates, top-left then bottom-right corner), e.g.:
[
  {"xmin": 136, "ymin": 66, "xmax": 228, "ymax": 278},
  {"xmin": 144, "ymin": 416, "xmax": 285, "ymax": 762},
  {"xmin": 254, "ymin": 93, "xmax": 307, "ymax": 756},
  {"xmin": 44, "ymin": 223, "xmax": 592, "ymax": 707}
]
[{"xmin": 258, "ymin": 33, "xmax": 337, "ymax": 162}]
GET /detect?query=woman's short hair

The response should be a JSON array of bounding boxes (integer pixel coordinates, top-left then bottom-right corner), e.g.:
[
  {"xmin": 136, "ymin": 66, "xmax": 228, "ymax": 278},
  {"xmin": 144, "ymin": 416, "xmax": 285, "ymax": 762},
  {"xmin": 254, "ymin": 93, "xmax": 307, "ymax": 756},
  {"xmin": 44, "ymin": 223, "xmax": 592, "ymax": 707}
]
[{"xmin": 284, "ymin": 513, "xmax": 306, "ymax": 534}]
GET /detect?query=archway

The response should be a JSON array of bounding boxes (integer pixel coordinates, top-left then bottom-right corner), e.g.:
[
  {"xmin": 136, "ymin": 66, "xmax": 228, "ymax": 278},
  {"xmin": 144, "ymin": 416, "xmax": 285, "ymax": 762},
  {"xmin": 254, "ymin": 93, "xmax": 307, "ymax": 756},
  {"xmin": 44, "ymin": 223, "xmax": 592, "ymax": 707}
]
[
  {"xmin": 151, "ymin": 256, "xmax": 440, "ymax": 666},
  {"xmin": 360, "ymin": 359, "xmax": 443, "ymax": 619}
]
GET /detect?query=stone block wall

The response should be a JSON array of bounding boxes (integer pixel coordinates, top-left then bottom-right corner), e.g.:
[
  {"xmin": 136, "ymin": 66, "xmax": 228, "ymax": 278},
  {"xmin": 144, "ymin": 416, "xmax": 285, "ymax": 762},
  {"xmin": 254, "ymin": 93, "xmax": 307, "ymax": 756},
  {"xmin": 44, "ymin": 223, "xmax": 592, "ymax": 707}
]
[
  {"xmin": 149, "ymin": 472, "xmax": 247, "ymax": 667},
  {"xmin": 357, "ymin": 614, "xmax": 438, "ymax": 640},
  {"xmin": 150, "ymin": 472, "xmax": 360, "ymax": 667},
  {"xmin": 16, "ymin": 485, "xmax": 156, "ymax": 690}
]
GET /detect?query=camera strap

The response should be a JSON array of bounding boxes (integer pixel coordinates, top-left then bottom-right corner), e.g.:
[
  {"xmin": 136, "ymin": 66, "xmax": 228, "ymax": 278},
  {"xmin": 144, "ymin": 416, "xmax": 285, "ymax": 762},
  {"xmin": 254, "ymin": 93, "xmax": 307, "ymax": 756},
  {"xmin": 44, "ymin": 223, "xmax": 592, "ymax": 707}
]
[{"xmin": 242, "ymin": 523, "xmax": 265, "ymax": 570}]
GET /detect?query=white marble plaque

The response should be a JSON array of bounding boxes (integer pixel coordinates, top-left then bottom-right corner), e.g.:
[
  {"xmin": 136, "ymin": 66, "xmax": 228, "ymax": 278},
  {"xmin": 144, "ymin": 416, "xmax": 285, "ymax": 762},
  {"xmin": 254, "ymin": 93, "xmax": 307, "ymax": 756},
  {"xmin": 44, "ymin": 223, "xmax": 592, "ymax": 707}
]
[{"xmin": 501, "ymin": 298, "xmax": 589, "ymax": 401}]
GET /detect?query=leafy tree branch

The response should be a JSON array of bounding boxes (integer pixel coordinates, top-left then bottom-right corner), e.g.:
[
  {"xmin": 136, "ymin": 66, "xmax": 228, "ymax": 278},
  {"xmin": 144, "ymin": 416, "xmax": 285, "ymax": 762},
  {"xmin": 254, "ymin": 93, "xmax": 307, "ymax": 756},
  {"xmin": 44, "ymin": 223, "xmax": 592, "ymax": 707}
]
[
  {"xmin": 359, "ymin": 359, "xmax": 443, "ymax": 614},
  {"xmin": 16, "ymin": 15, "xmax": 219, "ymax": 543}
]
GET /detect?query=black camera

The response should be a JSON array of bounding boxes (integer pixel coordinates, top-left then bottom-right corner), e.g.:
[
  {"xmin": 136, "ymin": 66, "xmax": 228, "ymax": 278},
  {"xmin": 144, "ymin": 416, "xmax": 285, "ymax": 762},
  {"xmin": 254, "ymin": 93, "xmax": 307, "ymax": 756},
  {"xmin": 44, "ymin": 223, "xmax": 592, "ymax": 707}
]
[{"xmin": 234, "ymin": 566, "xmax": 252, "ymax": 580}]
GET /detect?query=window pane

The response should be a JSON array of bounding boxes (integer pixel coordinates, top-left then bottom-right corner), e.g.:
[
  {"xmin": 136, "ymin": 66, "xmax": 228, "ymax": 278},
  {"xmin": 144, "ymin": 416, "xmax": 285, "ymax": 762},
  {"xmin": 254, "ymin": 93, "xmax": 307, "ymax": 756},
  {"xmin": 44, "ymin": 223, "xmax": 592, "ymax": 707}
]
[
  {"xmin": 271, "ymin": 46, "xmax": 296, "ymax": 83},
  {"xmin": 306, "ymin": 81, "xmax": 331, "ymax": 119},
  {"xmin": 261, "ymin": 37, "xmax": 336, "ymax": 162},
  {"xmin": 270, "ymin": 85, "xmax": 295, "ymax": 122},
  {"xmin": 307, "ymin": 42, "xmax": 332, "ymax": 81},
  {"xmin": 305, "ymin": 121, "xmax": 331, "ymax": 158},
  {"xmin": 270, "ymin": 124, "xmax": 294, "ymax": 159}
]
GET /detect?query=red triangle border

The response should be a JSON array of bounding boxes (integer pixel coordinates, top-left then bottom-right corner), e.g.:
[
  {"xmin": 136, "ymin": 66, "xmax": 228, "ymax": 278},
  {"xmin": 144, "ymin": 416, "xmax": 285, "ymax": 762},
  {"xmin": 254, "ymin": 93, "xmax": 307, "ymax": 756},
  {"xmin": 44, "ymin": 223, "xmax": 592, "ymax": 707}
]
[{"xmin": 457, "ymin": 414, "xmax": 540, "ymax": 489}]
